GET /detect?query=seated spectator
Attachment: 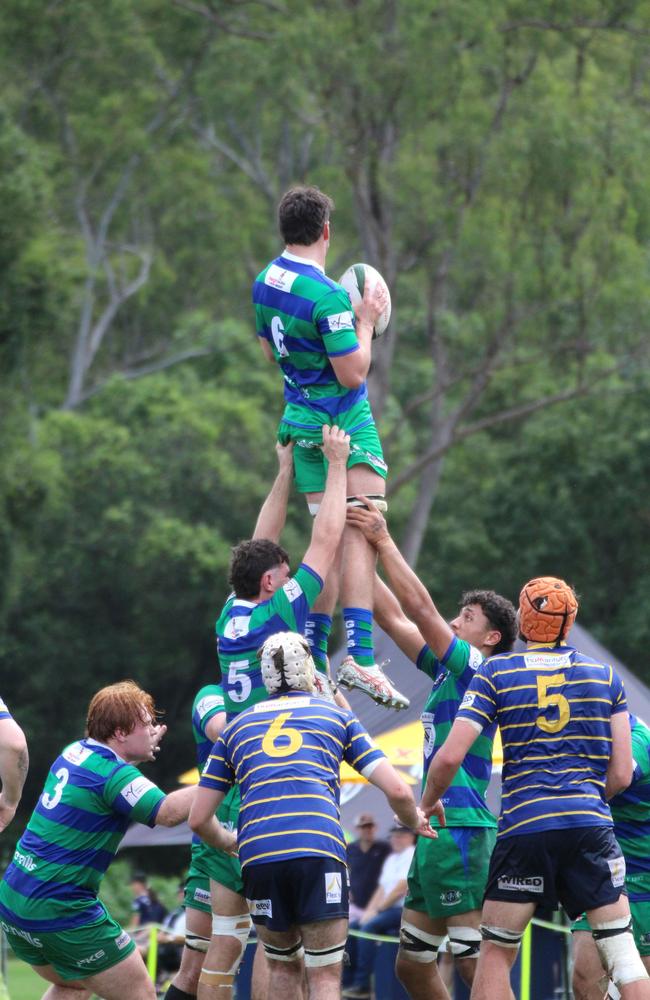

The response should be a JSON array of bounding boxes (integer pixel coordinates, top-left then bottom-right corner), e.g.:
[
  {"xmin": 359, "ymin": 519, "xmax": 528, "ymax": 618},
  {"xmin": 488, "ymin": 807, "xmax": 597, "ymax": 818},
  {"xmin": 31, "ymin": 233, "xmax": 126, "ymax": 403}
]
[
  {"xmin": 156, "ymin": 883, "xmax": 187, "ymax": 988},
  {"xmin": 348, "ymin": 813, "xmax": 392, "ymax": 922},
  {"xmin": 343, "ymin": 825, "xmax": 416, "ymax": 999}
]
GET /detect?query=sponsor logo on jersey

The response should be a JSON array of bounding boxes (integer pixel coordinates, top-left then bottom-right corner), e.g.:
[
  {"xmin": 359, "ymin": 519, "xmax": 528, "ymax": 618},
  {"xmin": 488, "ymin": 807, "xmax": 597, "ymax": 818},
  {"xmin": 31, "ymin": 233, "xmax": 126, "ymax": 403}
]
[
  {"xmin": 325, "ymin": 873, "xmax": 342, "ymax": 904},
  {"xmin": 524, "ymin": 652, "xmax": 571, "ymax": 670},
  {"xmin": 62, "ymin": 742, "xmax": 93, "ymax": 765},
  {"xmin": 78, "ymin": 949, "xmax": 107, "ymax": 966},
  {"xmin": 266, "ymin": 265, "xmax": 297, "ymax": 292},
  {"xmin": 440, "ymin": 889, "xmax": 463, "ymax": 906},
  {"xmin": 326, "ymin": 311, "xmax": 354, "ymax": 333},
  {"xmin": 252, "ymin": 696, "xmax": 311, "ymax": 712},
  {"xmin": 197, "ymin": 694, "xmax": 224, "ymax": 719},
  {"xmin": 467, "ymin": 645, "xmax": 484, "ymax": 670},
  {"xmin": 497, "ymin": 875, "xmax": 544, "ymax": 893},
  {"xmin": 13, "ymin": 849, "xmax": 37, "ymax": 872},
  {"xmin": 460, "ymin": 691, "xmax": 476, "ymax": 709},
  {"xmin": 1, "ymin": 920, "xmax": 43, "ymax": 947},
  {"xmin": 120, "ymin": 776, "xmax": 156, "ymax": 808},
  {"xmin": 249, "ymin": 898, "xmax": 272, "ymax": 917},
  {"xmin": 421, "ymin": 712, "xmax": 436, "ymax": 759},
  {"xmin": 116, "ymin": 931, "xmax": 131, "ymax": 950},
  {"xmin": 224, "ymin": 615, "xmax": 252, "ymax": 640},
  {"xmin": 608, "ymin": 856, "xmax": 626, "ymax": 888},
  {"xmin": 193, "ymin": 887, "xmax": 211, "ymax": 905},
  {"xmin": 283, "ymin": 578, "xmax": 303, "ymax": 603}
]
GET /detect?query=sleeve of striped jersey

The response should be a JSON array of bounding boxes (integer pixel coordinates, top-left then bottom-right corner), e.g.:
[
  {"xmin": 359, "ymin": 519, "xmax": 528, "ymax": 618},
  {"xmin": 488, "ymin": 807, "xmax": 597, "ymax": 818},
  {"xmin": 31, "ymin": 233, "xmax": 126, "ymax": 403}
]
[
  {"xmin": 267, "ymin": 564, "xmax": 323, "ymax": 631},
  {"xmin": 104, "ymin": 764, "xmax": 167, "ymax": 828},
  {"xmin": 343, "ymin": 716, "xmax": 385, "ymax": 776},
  {"xmin": 196, "ymin": 691, "xmax": 225, "ymax": 736},
  {"xmin": 199, "ymin": 737, "xmax": 235, "ymax": 792},
  {"xmin": 630, "ymin": 723, "xmax": 650, "ymax": 785},
  {"xmin": 609, "ymin": 669, "xmax": 627, "ymax": 715},
  {"xmin": 0, "ymin": 697, "xmax": 12, "ymax": 721},
  {"xmin": 313, "ymin": 289, "xmax": 360, "ymax": 357},
  {"xmin": 455, "ymin": 661, "xmax": 498, "ymax": 732},
  {"xmin": 416, "ymin": 645, "xmax": 440, "ymax": 681}
]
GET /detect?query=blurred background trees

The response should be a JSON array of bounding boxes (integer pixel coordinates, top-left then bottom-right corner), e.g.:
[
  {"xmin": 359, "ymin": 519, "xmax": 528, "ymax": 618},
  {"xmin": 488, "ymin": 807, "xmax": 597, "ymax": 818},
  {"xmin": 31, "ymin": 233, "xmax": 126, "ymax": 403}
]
[{"xmin": 1, "ymin": 0, "xmax": 649, "ymax": 828}]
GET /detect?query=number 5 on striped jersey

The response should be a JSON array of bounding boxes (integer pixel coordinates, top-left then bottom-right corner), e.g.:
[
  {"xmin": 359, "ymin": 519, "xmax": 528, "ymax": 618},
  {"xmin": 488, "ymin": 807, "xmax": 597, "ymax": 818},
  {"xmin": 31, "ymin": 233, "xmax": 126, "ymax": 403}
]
[{"xmin": 536, "ymin": 674, "xmax": 570, "ymax": 733}]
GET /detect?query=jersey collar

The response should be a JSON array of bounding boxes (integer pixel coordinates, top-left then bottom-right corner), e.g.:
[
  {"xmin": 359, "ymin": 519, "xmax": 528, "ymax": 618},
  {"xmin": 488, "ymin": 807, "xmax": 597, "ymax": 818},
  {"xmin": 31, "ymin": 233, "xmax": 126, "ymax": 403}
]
[{"xmin": 281, "ymin": 249, "xmax": 325, "ymax": 272}]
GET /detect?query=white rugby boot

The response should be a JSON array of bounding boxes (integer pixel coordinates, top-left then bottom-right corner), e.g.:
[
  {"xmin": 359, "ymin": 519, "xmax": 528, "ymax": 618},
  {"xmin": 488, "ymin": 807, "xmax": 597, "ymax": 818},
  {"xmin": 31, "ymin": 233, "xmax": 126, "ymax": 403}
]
[{"xmin": 336, "ymin": 656, "xmax": 409, "ymax": 710}]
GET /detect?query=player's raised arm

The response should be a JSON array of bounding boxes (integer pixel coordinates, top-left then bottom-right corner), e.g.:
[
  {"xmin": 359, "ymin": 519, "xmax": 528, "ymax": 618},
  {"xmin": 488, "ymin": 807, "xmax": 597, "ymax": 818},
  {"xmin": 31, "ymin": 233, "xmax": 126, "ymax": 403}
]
[
  {"xmin": 301, "ymin": 425, "xmax": 350, "ymax": 581},
  {"xmin": 347, "ymin": 499, "xmax": 454, "ymax": 659},
  {"xmin": 0, "ymin": 715, "xmax": 28, "ymax": 832},
  {"xmin": 329, "ymin": 278, "xmax": 389, "ymax": 389},
  {"xmin": 253, "ymin": 440, "xmax": 294, "ymax": 543}
]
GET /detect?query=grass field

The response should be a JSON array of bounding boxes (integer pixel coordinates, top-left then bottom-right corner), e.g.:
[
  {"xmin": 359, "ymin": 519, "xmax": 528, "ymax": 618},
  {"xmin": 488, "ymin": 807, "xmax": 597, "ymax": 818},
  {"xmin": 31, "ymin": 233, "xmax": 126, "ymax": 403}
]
[{"xmin": 4, "ymin": 959, "xmax": 44, "ymax": 999}]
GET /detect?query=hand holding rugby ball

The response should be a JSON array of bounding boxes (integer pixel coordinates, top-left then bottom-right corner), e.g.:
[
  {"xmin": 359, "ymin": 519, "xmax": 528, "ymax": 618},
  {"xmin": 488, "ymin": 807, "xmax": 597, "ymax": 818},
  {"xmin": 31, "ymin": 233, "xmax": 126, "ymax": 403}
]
[{"xmin": 339, "ymin": 263, "xmax": 391, "ymax": 339}]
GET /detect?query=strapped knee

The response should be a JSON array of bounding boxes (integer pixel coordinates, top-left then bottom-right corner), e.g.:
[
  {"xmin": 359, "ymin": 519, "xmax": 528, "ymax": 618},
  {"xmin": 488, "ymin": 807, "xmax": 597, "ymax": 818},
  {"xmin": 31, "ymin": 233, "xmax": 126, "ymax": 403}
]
[
  {"xmin": 398, "ymin": 921, "xmax": 445, "ymax": 964},
  {"xmin": 448, "ymin": 926, "xmax": 481, "ymax": 959},
  {"xmin": 185, "ymin": 931, "xmax": 210, "ymax": 953},
  {"xmin": 201, "ymin": 912, "xmax": 252, "ymax": 982},
  {"xmin": 304, "ymin": 940, "xmax": 347, "ymax": 967},
  {"xmin": 479, "ymin": 924, "xmax": 523, "ymax": 949},
  {"xmin": 263, "ymin": 940, "xmax": 305, "ymax": 963},
  {"xmin": 592, "ymin": 917, "xmax": 649, "ymax": 988}
]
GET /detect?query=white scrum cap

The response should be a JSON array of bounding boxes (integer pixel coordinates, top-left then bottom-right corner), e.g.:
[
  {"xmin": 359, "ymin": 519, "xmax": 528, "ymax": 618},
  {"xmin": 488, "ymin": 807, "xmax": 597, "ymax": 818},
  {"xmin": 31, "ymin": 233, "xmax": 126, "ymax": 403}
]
[{"xmin": 259, "ymin": 631, "xmax": 316, "ymax": 695}]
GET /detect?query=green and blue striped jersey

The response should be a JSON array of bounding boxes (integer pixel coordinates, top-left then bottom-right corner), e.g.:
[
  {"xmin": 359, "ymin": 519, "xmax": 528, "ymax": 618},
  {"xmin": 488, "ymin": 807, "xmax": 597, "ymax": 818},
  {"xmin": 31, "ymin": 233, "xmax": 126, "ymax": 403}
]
[
  {"xmin": 253, "ymin": 252, "xmax": 370, "ymax": 430},
  {"xmin": 217, "ymin": 564, "xmax": 323, "ymax": 716},
  {"xmin": 418, "ymin": 636, "xmax": 496, "ymax": 829},
  {"xmin": 610, "ymin": 714, "xmax": 650, "ymax": 875},
  {"xmin": 0, "ymin": 739, "xmax": 165, "ymax": 932},
  {"xmin": 200, "ymin": 690, "xmax": 385, "ymax": 869},
  {"xmin": 457, "ymin": 643, "xmax": 626, "ymax": 838}
]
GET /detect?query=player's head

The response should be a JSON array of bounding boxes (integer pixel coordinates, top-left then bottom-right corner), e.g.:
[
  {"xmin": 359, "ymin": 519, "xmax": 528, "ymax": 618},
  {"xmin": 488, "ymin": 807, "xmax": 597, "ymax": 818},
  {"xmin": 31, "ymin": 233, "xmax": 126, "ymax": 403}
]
[
  {"xmin": 259, "ymin": 631, "xmax": 316, "ymax": 695},
  {"xmin": 86, "ymin": 680, "xmax": 157, "ymax": 742},
  {"xmin": 518, "ymin": 576, "xmax": 578, "ymax": 645},
  {"xmin": 452, "ymin": 590, "xmax": 517, "ymax": 656},
  {"xmin": 229, "ymin": 539, "xmax": 290, "ymax": 599},
  {"xmin": 278, "ymin": 186, "xmax": 334, "ymax": 246}
]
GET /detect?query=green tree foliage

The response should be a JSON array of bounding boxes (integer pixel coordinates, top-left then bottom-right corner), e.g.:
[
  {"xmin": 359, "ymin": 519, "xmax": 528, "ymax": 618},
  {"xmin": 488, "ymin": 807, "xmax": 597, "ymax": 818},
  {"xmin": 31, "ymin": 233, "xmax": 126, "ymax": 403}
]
[{"xmin": 0, "ymin": 0, "xmax": 649, "ymax": 835}]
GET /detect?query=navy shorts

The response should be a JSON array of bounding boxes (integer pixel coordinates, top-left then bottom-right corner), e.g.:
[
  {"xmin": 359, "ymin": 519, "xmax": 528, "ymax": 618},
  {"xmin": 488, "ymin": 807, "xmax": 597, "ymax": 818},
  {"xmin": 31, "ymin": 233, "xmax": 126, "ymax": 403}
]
[
  {"xmin": 484, "ymin": 826, "xmax": 626, "ymax": 920},
  {"xmin": 243, "ymin": 858, "xmax": 349, "ymax": 932}
]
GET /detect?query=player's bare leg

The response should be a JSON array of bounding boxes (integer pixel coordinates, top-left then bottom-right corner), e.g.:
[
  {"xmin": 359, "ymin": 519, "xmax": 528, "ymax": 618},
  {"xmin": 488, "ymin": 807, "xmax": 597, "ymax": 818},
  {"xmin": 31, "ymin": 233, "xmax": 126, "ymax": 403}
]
[
  {"xmin": 164, "ymin": 905, "xmax": 211, "ymax": 997},
  {"xmin": 39, "ymin": 948, "xmax": 156, "ymax": 1000},
  {"xmin": 395, "ymin": 910, "xmax": 451, "ymax": 1000},
  {"xmin": 302, "ymin": 917, "xmax": 348, "ymax": 999},
  {"xmin": 198, "ymin": 882, "xmax": 256, "ymax": 1000},
  {"xmin": 470, "ymin": 900, "xmax": 534, "ymax": 1000},
  {"xmin": 251, "ymin": 926, "xmax": 305, "ymax": 999},
  {"xmin": 573, "ymin": 929, "xmax": 612, "ymax": 1000},
  {"xmin": 335, "ymin": 464, "xmax": 408, "ymax": 710}
]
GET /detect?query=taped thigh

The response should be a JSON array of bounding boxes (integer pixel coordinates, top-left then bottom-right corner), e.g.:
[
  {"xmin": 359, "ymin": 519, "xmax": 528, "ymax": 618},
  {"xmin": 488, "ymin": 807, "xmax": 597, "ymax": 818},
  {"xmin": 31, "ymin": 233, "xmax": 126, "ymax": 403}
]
[
  {"xmin": 185, "ymin": 931, "xmax": 210, "ymax": 953},
  {"xmin": 304, "ymin": 940, "xmax": 347, "ymax": 967},
  {"xmin": 263, "ymin": 939, "xmax": 305, "ymax": 963},
  {"xmin": 479, "ymin": 924, "xmax": 524, "ymax": 949},
  {"xmin": 592, "ymin": 917, "xmax": 649, "ymax": 988}
]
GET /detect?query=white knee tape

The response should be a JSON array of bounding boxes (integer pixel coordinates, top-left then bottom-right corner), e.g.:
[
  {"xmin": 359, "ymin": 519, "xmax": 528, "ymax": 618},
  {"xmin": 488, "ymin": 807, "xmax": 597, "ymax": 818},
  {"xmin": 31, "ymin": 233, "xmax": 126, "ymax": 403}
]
[
  {"xmin": 592, "ymin": 918, "xmax": 649, "ymax": 988},
  {"xmin": 479, "ymin": 924, "xmax": 523, "ymax": 949},
  {"xmin": 185, "ymin": 931, "xmax": 210, "ymax": 953},
  {"xmin": 308, "ymin": 502, "xmax": 320, "ymax": 516},
  {"xmin": 448, "ymin": 926, "xmax": 481, "ymax": 959},
  {"xmin": 263, "ymin": 939, "xmax": 305, "ymax": 963},
  {"xmin": 210, "ymin": 912, "xmax": 251, "ymax": 974},
  {"xmin": 398, "ymin": 921, "xmax": 445, "ymax": 964},
  {"xmin": 304, "ymin": 941, "xmax": 347, "ymax": 967}
]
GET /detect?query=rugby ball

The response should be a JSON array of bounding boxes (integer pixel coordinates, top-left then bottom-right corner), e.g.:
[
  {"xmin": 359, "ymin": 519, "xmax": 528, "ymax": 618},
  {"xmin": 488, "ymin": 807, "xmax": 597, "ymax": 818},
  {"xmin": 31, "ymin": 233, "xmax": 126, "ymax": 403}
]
[{"xmin": 338, "ymin": 263, "xmax": 391, "ymax": 339}]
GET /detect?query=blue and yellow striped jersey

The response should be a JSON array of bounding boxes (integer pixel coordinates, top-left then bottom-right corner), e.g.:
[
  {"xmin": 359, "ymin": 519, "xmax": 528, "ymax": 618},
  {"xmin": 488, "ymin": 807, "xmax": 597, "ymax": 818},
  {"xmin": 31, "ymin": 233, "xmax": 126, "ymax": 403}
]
[
  {"xmin": 0, "ymin": 697, "xmax": 12, "ymax": 722},
  {"xmin": 200, "ymin": 691, "xmax": 385, "ymax": 869},
  {"xmin": 456, "ymin": 643, "xmax": 627, "ymax": 838}
]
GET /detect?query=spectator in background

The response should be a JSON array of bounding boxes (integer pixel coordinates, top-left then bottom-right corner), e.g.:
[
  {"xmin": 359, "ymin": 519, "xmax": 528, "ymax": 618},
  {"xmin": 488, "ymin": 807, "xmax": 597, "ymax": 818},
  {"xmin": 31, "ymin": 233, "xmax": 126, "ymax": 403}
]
[
  {"xmin": 343, "ymin": 826, "xmax": 416, "ymax": 999},
  {"xmin": 157, "ymin": 883, "xmax": 188, "ymax": 987},
  {"xmin": 130, "ymin": 872, "xmax": 168, "ymax": 951},
  {"xmin": 348, "ymin": 813, "xmax": 392, "ymax": 922}
]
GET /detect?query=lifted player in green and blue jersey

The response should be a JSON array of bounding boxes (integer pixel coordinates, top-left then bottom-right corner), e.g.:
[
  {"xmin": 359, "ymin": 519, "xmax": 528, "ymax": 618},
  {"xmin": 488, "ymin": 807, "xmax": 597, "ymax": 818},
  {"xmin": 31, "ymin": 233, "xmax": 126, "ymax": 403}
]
[
  {"xmin": 253, "ymin": 184, "xmax": 408, "ymax": 712},
  {"xmin": 0, "ymin": 681, "xmax": 227, "ymax": 1000},
  {"xmin": 573, "ymin": 714, "xmax": 650, "ymax": 998},
  {"xmin": 347, "ymin": 499, "xmax": 517, "ymax": 1000}
]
